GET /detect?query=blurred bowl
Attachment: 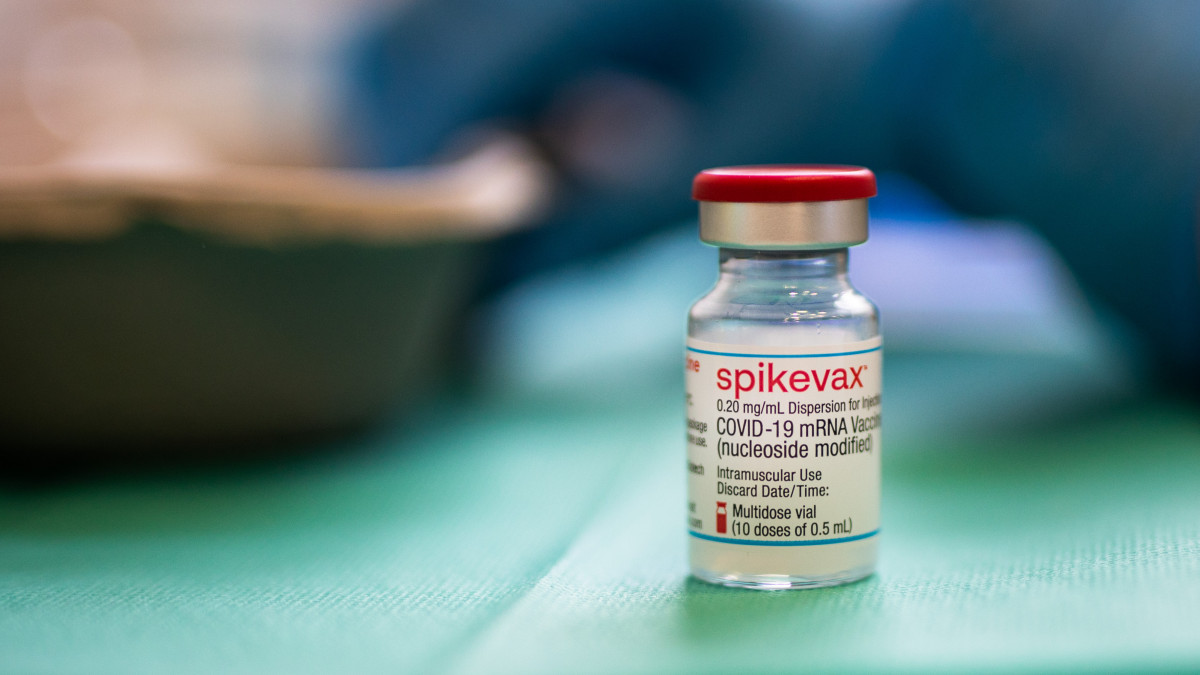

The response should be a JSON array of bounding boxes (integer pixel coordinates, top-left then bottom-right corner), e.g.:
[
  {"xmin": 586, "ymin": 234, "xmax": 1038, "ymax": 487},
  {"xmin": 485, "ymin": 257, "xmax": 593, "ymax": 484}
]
[{"xmin": 0, "ymin": 134, "xmax": 550, "ymax": 450}]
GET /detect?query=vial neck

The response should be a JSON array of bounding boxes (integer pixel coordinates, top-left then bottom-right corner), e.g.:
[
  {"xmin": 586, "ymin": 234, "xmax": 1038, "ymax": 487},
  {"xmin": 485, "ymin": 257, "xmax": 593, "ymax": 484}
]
[{"xmin": 718, "ymin": 248, "xmax": 849, "ymax": 280}]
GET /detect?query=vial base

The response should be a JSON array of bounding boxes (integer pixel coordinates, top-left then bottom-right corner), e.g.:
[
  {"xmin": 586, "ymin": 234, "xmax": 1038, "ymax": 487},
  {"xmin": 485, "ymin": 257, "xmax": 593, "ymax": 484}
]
[{"xmin": 689, "ymin": 537, "xmax": 876, "ymax": 590}]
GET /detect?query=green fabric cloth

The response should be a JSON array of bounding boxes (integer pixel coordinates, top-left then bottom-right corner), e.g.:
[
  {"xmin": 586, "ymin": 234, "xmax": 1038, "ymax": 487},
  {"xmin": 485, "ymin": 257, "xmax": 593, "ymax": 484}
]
[{"xmin": 2, "ymin": 348, "xmax": 1198, "ymax": 674}]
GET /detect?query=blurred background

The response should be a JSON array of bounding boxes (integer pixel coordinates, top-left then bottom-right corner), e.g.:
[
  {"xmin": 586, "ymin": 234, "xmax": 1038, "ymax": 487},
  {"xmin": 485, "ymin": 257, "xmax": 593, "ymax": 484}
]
[
  {"xmin": 0, "ymin": 0, "xmax": 384, "ymax": 167},
  {"xmin": 0, "ymin": 0, "xmax": 1196, "ymax": 452},
  {"xmin": 1, "ymin": 1, "xmax": 1198, "ymax": 672}
]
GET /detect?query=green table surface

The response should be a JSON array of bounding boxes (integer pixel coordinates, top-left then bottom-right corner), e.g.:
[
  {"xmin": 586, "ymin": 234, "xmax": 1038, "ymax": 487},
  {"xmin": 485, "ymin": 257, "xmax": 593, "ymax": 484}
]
[{"xmin": 3, "ymin": 230, "xmax": 1199, "ymax": 674}]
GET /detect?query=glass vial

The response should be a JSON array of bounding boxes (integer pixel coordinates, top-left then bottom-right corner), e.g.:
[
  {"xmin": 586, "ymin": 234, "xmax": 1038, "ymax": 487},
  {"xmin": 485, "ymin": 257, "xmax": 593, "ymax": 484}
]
[{"xmin": 686, "ymin": 166, "xmax": 882, "ymax": 589}]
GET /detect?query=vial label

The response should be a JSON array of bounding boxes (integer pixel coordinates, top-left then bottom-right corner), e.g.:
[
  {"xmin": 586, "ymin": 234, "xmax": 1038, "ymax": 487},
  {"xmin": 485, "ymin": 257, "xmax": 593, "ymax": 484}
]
[{"xmin": 685, "ymin": 337, "xmax": 881, "ymax": 547}]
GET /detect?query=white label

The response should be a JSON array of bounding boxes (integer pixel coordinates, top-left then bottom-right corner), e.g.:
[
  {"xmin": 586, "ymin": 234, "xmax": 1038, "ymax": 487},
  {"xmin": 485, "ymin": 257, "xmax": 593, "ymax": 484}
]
[{"xmin": 685, "ymin": 337, "xmax": 881, "ymax": 547}]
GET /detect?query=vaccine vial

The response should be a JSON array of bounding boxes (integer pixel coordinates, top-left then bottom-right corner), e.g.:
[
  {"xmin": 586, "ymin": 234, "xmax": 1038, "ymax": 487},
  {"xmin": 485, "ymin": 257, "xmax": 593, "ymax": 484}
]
[{"xmin": 686, "ymin": 165, "xmax": 882, "ymax": 589}]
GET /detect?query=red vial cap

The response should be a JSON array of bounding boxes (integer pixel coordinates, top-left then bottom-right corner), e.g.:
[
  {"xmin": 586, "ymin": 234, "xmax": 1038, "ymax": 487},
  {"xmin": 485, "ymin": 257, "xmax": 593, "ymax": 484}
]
[{"xmin": 692, "ymin": 165, "xmax": 877, "ymax": 203}]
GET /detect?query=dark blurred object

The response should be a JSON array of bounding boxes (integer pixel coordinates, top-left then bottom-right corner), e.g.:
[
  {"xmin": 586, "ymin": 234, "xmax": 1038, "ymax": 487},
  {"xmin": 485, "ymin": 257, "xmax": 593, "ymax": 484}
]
[
  {"xmin": 0, "ymin": 136, "xmax": 550, "ymax": 449},
  {"xmin": 344, "ymin": 0, "xmax": 1200, "ymax": 388},
  {"xmin": 0, "ymin": 1, "xmax": 562, "ymax": 452}
]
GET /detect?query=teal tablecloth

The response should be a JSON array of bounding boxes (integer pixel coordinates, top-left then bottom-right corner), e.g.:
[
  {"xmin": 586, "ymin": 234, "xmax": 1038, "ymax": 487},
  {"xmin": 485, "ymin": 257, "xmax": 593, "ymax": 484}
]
[
  {"xmin": 3, "ymin": 228, "xmax": 1199, "ymax": 673},
  {"xmin": 3, "ymin": 353, "xmax": 1198, "ymax": 674}
]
